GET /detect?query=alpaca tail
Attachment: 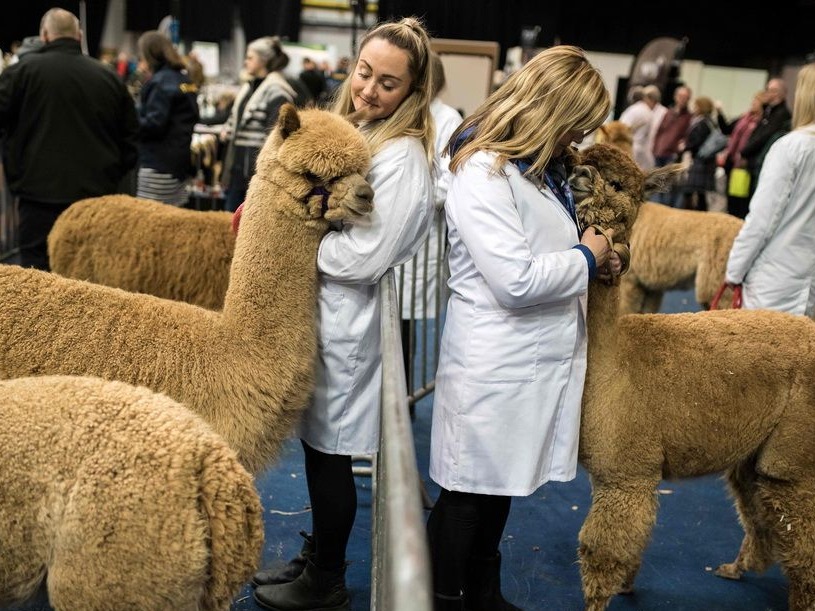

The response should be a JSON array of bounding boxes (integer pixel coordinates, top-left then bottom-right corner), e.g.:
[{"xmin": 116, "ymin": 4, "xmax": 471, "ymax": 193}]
[{"xmin": 197, "ymin": 443, "xmax": 264, "ymax": 610}]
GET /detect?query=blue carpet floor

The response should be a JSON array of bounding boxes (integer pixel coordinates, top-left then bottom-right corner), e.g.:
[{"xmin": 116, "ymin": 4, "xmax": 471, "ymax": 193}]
[{"xmin": 2, "ymin": 289, "xmax": 790, "ymax": 611}]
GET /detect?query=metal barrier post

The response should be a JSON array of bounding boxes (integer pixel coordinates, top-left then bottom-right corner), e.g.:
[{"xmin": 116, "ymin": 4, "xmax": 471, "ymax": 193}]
[{"xmin": 370, "ymin": 270, "xmax": 433, "ymax": 611}]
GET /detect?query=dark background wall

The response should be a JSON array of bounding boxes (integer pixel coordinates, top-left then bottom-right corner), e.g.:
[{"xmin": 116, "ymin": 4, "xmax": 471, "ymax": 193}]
[{"xmin": 3, "ymin": 1, "xmax": 814, "ymax": 73}]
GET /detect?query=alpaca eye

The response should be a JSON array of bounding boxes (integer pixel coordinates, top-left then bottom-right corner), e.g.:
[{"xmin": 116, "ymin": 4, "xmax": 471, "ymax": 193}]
[{"xmin": 608, "ymin": 180, "xmax": 622, "ymax": 191}]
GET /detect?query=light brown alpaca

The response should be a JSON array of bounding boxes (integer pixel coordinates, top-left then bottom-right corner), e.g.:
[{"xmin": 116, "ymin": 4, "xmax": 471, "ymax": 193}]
[
  {"xmin": 49, "ymin": 196, "xmax": 234, "ymax": 310},
  {"xmin": 1, "ymin": 375, "xmax": 263, "ymax": 611},
  {"xmin": 593, "ymin": 120, "xmax": 633, "ymax": 158},
  {"xmin": 620, "ymin": 203, "xmax": 744, "ymax": 314},
  {"xmin": 571, "ymin": 143, "xmax": 815, "ymax": 611},
  {"xmin": 0, "ymin": 104, "xmax": 374, "ymax": 473}
]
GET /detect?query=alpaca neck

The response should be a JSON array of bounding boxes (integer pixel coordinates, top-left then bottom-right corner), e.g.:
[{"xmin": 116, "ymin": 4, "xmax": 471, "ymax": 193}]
[
  {"xmin": 221, "ymin": 176, "xmax": 327, "ymax": 344},
  {"xmin": 584, "ymin": 281, "xmax": 621, "ymax": 419}
]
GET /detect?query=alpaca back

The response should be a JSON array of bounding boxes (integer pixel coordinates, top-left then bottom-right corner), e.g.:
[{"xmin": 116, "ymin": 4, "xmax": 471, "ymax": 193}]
[
  {"xmin": 0, "ymin": 376, "xmax": 262, "ymax": 611},
  {"xmin": 621, "ymin": 203, "xmax": 744, "ymax": 313},
  {"xmin": 49, "ymin": 196, "xmax": 234, "ymax": 310}
]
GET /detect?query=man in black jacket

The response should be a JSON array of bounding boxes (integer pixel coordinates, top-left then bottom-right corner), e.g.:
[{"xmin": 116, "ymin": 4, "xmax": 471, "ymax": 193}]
[
  {"xmin": 740, "ymin": 77, "xmax": 792, "ymax": 199},
  {"xmin": 0, "ymin": 8, "xmax": 138, "ymax": 270}
]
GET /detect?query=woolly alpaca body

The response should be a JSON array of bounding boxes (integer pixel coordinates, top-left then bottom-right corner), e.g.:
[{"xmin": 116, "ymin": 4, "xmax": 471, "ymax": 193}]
[
  {"xmin": 571, "ymin": 144, "xmax": 815, "ymax": 611},
  {"xmin": 620, "ymin": 202, "xmax": 744, "ymax": 314},
  {"xmin": 49, "ymin": 195, "xmax": 234, "ymax": 310},
  {"xmin": 0, "ymin": 106, "xmax": 373, "ymax": 473},
  {"xmin": 0, "ymin": 375, "xmax": 263, "ymax": 611}
]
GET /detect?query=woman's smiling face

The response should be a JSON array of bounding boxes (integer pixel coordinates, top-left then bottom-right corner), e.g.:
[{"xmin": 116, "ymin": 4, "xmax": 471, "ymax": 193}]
[{"xmin": 350, "ymin": 37, "xmax": 413, "ymax": 122}]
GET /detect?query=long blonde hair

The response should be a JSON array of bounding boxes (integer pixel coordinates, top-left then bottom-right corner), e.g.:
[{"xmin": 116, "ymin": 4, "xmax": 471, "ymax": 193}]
[
  {"xmin": 332, "ymin": 17, "xmax": 435, "ymax": 163},
  {"xmin": 793, "ymin": 63, "xmax": 815, "ymax": 129},
  {"xmin": 448, "ymin": 45, "xmax": 610, "ymax": 176}
]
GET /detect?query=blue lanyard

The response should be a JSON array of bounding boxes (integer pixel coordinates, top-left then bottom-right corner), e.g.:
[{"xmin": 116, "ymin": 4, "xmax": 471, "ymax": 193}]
[
  {"xmin": 513, "ymin": 157, "xmax": 579, "ymax": 229},
  {"xmin": 542, "ymin": 170, "xmax": 578, "ymax": 228}
]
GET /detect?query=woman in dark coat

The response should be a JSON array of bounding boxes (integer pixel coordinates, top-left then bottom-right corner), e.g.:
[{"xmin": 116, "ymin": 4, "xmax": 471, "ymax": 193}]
[
  {"xmin": 136, "ymin": 31, "xmax": 200, "ymax": 206},
  {"xmin": 679, "ymin": 96, "xmax": 719, "ymax": 211}
]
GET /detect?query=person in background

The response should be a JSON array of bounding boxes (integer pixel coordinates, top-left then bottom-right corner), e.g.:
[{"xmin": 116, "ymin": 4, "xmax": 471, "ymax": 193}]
[
  {"xmin": 651, "ymin": 84, "xmax": 692, "ymax": 205},
  {"xmin": 678, "ymin": 96, "xmax": 718, "ymax": 211},
  {"xmin": 740, "ymin": 77, "xmax": 792, "ymax": 198},
  {"xmin": 619, "ymin": 83, "xmax": 660, "ymax": 170},
  {"xmin": 717, "ymin": 91, "xmax": 763, "ymax": 218},
  {"xmin": 427, "ymin": 45, "xmax": 620, "ymax": 611},
  {"xmin": 135, "ymin": 30, "xmax": 199, "ymax": 207},
  {"xmin": 725, "ymin": 64, "xmax": 815, "ymax": 316},
  {"xmin": 0, "ymin": 7, "xmax": 137, "ymax": 270},
  {"xmin": 299, "ymin": 56, "xmax": 327, "ymax": 104},
  {"xmin": 220, "ymin": 36, "xmax": 296, "ymax": 212},
  {"xmin": 252, "ymin": 16, "xmax": 435, "ymax": 611},
  {"xmin": 399, "ymin": 51, "xmax": 463, "ymax": 383}
]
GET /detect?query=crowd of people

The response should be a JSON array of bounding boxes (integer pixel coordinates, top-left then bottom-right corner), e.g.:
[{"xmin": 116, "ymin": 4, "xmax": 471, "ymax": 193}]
[{"xmin": 2, "ymin": 6, "xmax": 815, "ymax": 611}]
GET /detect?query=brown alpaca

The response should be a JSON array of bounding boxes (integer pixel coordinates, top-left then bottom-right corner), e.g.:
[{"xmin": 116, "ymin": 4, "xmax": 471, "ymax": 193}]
[
  {"xmin": 0, "ymin": 104, "xmax": 374, "ymax": 474},
  {"xmin": 620, "ymin": 203, "xmax": 744, "ymax": 313},
  {"xmin": 571, "ymin": 144, "xmax": 815, "ymax": 611},
  {"xmin": 0, "ymin": 375, "xmax": 263, "ymax": 611},
  {"xmin": 593, "ymin": 120, "xmax": 633, "ymax": 158},
  {"xmin": 49, "ymin": 196, "xmax": 234, "ymax": 310}
]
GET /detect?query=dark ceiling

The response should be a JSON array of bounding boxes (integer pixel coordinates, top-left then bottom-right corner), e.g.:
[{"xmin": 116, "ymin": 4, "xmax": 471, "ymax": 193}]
[{"xmin": 3, "ymin": 1, "xmax": 814, "ymax": 74}]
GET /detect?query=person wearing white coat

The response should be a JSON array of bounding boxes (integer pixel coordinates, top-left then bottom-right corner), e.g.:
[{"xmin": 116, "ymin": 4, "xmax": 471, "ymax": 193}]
[
  {"xmin": 253, "ymin": 17, "xmax": 436, "ymax": 611},
  {"xmin": 399, "ymin": 52, "xmax": 463, "ymax": 384},
  {"xmin": 725, "ymin": 64, "xmax": 815, "ymax": 317},
  {"xmin": 426, "ymin": 46, "xmax": 618, "ymax": 611}
]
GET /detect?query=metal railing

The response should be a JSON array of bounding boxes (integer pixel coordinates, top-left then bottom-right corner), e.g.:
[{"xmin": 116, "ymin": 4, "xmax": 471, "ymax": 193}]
[{"xmin": 370, "ymin": 270, "xmax": 433, "ymax": 611}]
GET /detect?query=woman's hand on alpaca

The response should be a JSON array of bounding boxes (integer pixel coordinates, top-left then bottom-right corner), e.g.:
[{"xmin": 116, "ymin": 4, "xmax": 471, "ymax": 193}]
[{"xmin": 580, "ymin": 226, "xmax": 613, "ymax": 268}]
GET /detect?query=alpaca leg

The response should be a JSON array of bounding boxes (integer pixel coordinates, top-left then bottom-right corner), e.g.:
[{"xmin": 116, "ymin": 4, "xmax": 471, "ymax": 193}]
[
  {"xmin": 578, "ymin": 478, "xmax": 659, "ymax": 611},
  {"xmin": 715, "ymin": 461, "xmax": 775, "ymax": 580},
  {"xmin": 640, "ymin": 290, "xmax": 664, "ymax": 314},
  {"xmin": 757, "ymin": 478, "xmax": 815, "ymax": 611},
  {"xmin": 618, "ymin": 277, "xmax": 649, "ymax": 314}
]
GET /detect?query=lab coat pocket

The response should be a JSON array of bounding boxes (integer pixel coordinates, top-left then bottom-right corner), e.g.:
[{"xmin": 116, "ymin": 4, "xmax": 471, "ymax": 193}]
[
  {"xmin": 465, "ymin": 309, "xmax": 554, "ymax": 384},
  {"xmin": 317, "ymin": 289, "xmax": 346, "ymax": 351}
]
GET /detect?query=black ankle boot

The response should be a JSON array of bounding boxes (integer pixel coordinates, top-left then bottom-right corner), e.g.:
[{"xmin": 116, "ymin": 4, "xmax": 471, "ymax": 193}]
[
  {"xmin": 464, "ymin": 552, "xmax": 521, "ymax": 611},
  {"xmin": 254, "ymin": 559, "xmax": 349, "ymax": 611},
  {"xmin": 252, "ymin": 531, "xmax": 315, "ymax": 587},
  {"xmin": 434, "ymin": 591, "xmax": 464, "ymax": 611}
]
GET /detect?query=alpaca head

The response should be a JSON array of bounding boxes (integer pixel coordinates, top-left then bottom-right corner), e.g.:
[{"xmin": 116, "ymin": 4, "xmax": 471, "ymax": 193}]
[
  {"xmin": 594, "ymin": 121, "xmax": 633, "ymax": 158},
  {"xmin": 252, "ymin": 104, "xmax": 374, "ymax": 222},
  {"xmin": 570, "ymin": 143, "xmax": 683, "ymax": 245}
]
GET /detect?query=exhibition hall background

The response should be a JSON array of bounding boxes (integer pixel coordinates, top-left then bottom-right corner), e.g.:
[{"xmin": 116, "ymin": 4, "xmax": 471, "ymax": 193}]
[{"xmin": 2, "ymin": 0, "xmax": 814, "ymax": 72}]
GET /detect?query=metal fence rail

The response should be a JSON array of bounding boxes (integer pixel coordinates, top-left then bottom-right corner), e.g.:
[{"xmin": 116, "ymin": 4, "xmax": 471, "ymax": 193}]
[{"xmin": 370, "ymin": 270, "xmax": 433, "ymax": 611}]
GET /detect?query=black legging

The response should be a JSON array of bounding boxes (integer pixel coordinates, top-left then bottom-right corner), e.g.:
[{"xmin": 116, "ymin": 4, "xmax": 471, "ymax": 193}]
[
  {"xmin": 426, "ymin": 488, "xmax": 512, "ymax": 597},
  {"xmin": 301, "ymin": 440, "xmax": 357, "ymax": 571}
]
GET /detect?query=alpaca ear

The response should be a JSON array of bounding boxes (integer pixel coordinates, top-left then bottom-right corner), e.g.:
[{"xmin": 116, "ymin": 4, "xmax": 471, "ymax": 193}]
[
  {"xmin": 644, "ymin": 163, "xmax": 685, "ymax": 196},
  {"xmin": 277, "ymin": 103, "xmax": 301, "ymax": 139}
]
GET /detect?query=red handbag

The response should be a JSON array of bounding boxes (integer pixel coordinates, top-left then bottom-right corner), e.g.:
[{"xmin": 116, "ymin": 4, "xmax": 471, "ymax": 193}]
[{"xmin": 710, "ymin": 282, "xmax": 743, "ymax": 310}]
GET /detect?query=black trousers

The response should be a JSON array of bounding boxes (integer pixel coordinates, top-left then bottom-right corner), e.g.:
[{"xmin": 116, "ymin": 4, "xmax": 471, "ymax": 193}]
[{"xmin": 17, "ymin": 198, "xmax": 70, "ymax": 271}]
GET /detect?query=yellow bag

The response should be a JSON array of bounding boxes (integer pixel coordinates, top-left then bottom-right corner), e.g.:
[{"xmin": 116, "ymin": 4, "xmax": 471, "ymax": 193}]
[{"xmin": 728, "ymin": 168, "xmax": 751, "ymax": 198}]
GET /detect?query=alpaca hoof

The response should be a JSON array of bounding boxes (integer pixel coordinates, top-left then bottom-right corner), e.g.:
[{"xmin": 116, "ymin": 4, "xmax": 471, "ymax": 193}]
[
  {"xmin": 584, "ymin": 598, "xmax": 610, "ymax": 611},
  {"xmin": 714, "ymin": 562, "xmax": 743, "ymax": 580}
]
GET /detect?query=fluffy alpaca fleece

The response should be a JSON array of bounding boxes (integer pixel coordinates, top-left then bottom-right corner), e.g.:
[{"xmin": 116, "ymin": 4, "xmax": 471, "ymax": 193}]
[
  {"xmin": 620, "ymin": 202, "xmax": 744, "ymax": 313},
  {"xmin": 0, "ymin": 375, "xmax": 262, "ymax": 611},
  {"xmin": 0, "ymin": 104, "xmax": 374, "ymax": 473},
  {"xmin": 571, "ymin": 144, "xmax": 815, "ymax": 611},
  {"xmin": 593, "ymin": 120, "xmax": 633, "ymax": 158},
  {"xmin": 49, "ymin": 196, "xmax": 234, "ymax": 310}
]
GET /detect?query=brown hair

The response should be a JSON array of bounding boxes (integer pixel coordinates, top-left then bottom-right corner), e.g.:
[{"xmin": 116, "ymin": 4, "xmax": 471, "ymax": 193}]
[{"xmin": 138, "ymin": 30, "xmax": 185, "ymax": 72}]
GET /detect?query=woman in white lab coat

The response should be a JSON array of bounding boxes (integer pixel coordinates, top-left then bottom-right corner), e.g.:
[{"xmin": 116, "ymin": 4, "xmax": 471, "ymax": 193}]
[
  {"xmin": 253, "ymin": 17, "xmax": 435, "ymax": 611},
  {"xmin": 725, "ymin": 63, "xmax": 815, "ymax": 316},
  {"xmin": 427, "ymin": 46, "xmax": 619, "ymax": 611}
]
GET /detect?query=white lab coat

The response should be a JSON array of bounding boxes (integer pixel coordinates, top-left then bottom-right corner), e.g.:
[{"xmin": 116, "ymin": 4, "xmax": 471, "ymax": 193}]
[
  {"xmin": 726, "ymin": 126, "xmax": 815, "ymax": 316},
  {"xmin": 298, "ymin": 136, "xmax": 433, "ymax": 455},
  {"xmin": 430, "ymin": 151, "xmax": 592, "ymax": 496},
  {"xmin": 399, "ymin": 98, "xmax": 463, "ymax": 319},
  {"xmin": 620, "ymin": 100, "xmax": 656, "ymax": 170}
]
